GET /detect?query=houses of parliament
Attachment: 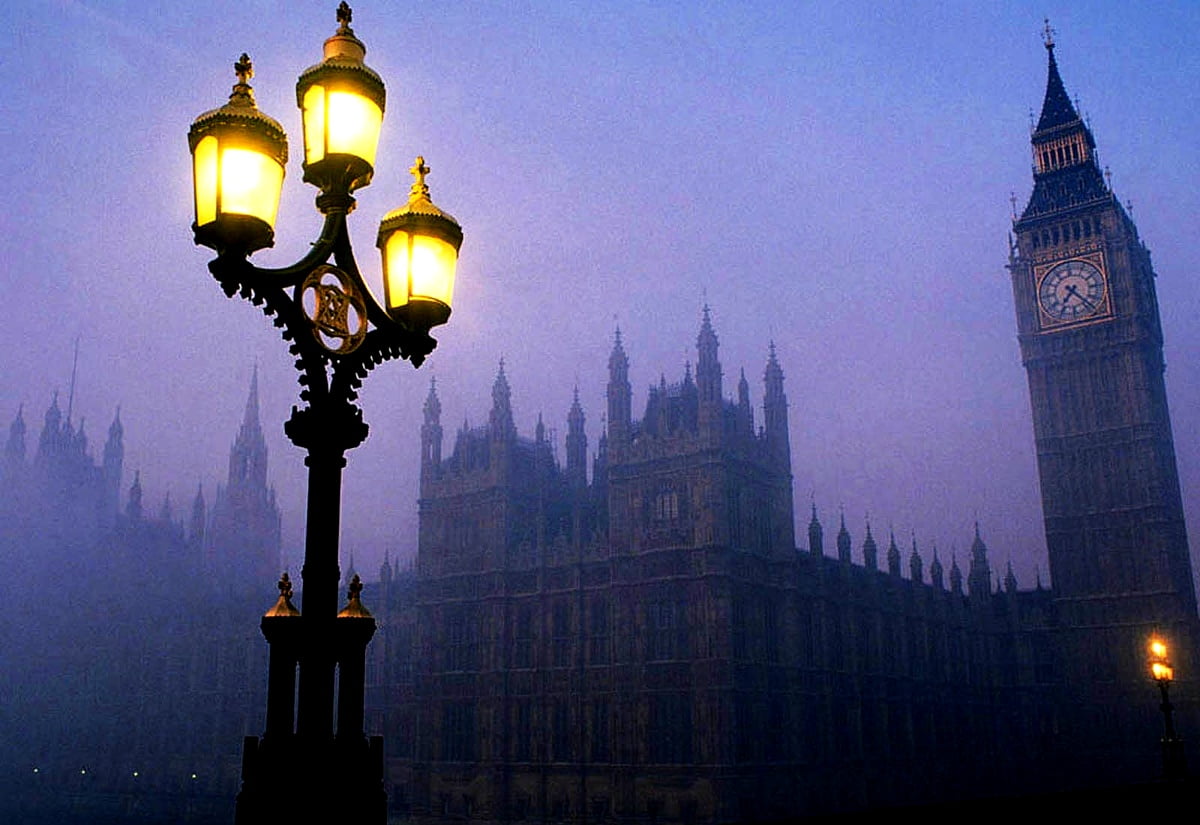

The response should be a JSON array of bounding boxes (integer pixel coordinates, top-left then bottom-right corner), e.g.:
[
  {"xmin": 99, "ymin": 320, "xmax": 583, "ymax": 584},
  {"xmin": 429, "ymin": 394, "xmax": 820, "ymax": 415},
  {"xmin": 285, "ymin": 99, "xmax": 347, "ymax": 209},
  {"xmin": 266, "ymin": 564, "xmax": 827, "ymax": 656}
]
[{"xmin": 2, "ymin": 33, "xmax": 1197, "ymax": 825}]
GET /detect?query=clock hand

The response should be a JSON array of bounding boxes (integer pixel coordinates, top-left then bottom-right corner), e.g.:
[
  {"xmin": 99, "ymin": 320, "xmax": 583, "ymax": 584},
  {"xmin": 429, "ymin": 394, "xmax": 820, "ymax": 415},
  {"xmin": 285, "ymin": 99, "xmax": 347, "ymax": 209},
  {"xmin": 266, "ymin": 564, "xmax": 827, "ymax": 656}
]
[{"xmin": 1064, "ymin": 283, "xmax": 1096, "ymax": 310}]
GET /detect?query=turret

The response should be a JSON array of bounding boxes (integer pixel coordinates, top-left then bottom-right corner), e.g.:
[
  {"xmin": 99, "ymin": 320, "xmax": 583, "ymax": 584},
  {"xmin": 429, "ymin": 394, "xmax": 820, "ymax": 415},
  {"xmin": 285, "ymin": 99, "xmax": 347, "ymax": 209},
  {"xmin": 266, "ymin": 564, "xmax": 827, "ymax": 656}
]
[
  {"xmin": 763, "ymin": 341, "xmax": 790, "ymax": 469},
  {"xmin": 836, "ymin": 510, "xmax": 852, "ymax": 562},
  {"xmin": 736, "ymin": 368, "xmax": 753, "ymax": 436},
  {"xmin": 968, "ymin": 522, "xmax": 991, "ymax": 598},
  {"xmin": 5, "ymin": 405, "xmax": 26, "ymax": 466},
  {"xmin": 380, "ymin": 551, "xmax": 393, "ymax": 587},
  {"xmin": 909, "ymin": 535, "xmax": 923, "ymax": 583},
  {"xmin": 127, "ymin": 470, "xmax": 143, "ymax": 522},
  {"xmin": 930, "ymin": 547, "xmax": 945, "ymax": 590},
  {"xmin": 421, "ymin": 377, "xmax": 443, "ymax": 480},
  {"xmin": 606, "ymin": 329, "xmax": 632, "ymax": 452},
  {"xmin": 229, "ymin": 367, "xmax": 268, "ymax": 491},
  {"xmin": 887, "ymin": 530, "xmax": 902, "ymax": 577},
  {"xmin": 696, "ymin": 306, "xmax": 722, "ymax": 437},
  {"xmin": 489, "ymin": 360, "xmax": 515, "ymax": 441},
  {"xmin": 190, "ymin": 483, "xmax": 206, "ymax": 547},
  {"xmin": 101, "ymin": 408, "xmax": 123, "ymax": 522},
  {"xmin": 862, "ymin": 521, "xmax": 878, "ymax": 571},
  {"xmin": 950, "ymin": 554, "xmax": 963, "ymax": 595},
  {"xmin": 36, "ymin": 391, "xmax": 62, "ymax": 461},
  {"xmin": 566, "ymin": 387, "xmax": 587, "ymax": 490},
  {"xmin": 808, "ymin": 502, "xmax": 823, "ymax": 556}
]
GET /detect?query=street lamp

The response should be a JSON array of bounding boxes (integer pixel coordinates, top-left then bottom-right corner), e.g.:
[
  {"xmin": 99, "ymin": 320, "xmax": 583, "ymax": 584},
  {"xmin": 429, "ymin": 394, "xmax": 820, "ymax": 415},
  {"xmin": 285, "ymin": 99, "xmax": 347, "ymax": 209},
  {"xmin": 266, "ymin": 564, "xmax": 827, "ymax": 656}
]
[
  {"xmin": 187, "ymin": 5, "xmax": 462, "ymax": 823},
  {"xmin": 1147, "ymin": 634, "xmax": 1186, "ymax": 782}
]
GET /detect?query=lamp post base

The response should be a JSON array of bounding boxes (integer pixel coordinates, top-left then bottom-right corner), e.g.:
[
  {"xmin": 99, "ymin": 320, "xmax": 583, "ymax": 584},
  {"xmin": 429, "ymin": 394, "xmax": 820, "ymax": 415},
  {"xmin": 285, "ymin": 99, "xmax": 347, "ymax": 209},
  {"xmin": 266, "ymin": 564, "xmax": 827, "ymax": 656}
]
[
  {"xmin": 1162, "ymin": 737, "xmax": 1188, "ymax": 783},
  {"xmin": 235, "ymin": 734, "xmax": 386, "ymax": 824}
]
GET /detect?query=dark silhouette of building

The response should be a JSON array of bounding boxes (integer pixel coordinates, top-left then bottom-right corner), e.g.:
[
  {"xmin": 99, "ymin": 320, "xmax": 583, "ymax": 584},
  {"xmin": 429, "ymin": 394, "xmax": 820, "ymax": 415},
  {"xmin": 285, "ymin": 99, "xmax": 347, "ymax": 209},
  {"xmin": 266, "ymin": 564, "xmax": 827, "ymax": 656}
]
[
  {"xmin": 205, "ymin": 366, "xmax": 282, "ymax": 595},
  {"xmin": 2, "ymin": 33, "xmax": 1197, "ymax": 825},
  {"xmin": 1007, "ymin": 26, "xmax": 1199, "ymax": 779},
  {"xmin": 0, "ymin": 374, "xmax": 280, "ymax": 824},
  {"xmin": 363, "ymin": 38, "xmax": 1199, "ymax": 824},
  {"xmin": 373, "ymin": 311, "xmax": 1064, "ymax": 822}
]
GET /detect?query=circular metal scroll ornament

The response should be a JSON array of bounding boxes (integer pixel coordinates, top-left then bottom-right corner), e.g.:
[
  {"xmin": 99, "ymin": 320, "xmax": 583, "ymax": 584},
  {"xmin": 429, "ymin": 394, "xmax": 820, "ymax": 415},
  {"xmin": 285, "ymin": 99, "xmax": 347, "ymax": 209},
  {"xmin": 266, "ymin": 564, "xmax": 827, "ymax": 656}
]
[{"xmin": 299, "ymin": 265, "xmax": 368, "ymax": 354}]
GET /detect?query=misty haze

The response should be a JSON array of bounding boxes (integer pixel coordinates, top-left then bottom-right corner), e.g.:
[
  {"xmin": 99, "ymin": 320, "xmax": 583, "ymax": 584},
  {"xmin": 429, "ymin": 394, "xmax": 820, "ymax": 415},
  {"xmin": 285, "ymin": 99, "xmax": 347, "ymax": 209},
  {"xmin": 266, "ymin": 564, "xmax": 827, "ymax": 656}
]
[{"xmin": 2, "ymin": 2, "xmax": 1199, "ymax": 824}]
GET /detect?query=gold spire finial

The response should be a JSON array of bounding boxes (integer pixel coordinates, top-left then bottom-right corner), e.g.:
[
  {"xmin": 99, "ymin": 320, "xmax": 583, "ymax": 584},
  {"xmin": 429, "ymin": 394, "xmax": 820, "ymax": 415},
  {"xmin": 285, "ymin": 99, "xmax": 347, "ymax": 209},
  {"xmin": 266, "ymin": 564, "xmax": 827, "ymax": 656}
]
[
  {"xmin": 229, "ymin": 53, "xmax": 257, "ymax": 107},
  {"xmin": 1042, "ymin": 18, "xmax": 1055, "ymax": 50},
  {"xmin": 234, "ymin": 53, "xmax": 253, "ymax": 85},
  {"xmin": 265, "ymin": 571, "xmax": 300, "ymax": 617},
  {"xmin": 337, "ymin": 2, "xmax": 353, "ymax": 31},
  {"xmin": 338, "ymin": 573, "xmax": 372, "ymax": 618},
  {"xmin": 409, "ymin": 156, "xmax": 431, "ymax": 202}
]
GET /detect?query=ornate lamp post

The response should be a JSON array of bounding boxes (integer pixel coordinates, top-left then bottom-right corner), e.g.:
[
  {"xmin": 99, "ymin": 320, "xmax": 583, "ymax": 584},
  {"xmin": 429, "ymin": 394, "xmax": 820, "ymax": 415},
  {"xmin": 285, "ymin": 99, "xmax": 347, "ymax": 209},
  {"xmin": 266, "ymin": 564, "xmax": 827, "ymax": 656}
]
[
  {"xmin": 1148, "ymin": 634, "xmax": 1187, "ymax": 782},
  {"xmin": 187, "ymin": 5, "xmax": 462, "ymax": 822}
]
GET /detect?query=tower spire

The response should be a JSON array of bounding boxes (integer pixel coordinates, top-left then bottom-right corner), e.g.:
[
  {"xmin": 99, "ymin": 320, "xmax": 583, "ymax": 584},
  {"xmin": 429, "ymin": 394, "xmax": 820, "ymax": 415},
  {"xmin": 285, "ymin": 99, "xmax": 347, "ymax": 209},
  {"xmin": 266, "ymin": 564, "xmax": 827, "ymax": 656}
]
[{"xmin": 1035, "ymin": 20, "xmax": 1079, "ymax": 133}]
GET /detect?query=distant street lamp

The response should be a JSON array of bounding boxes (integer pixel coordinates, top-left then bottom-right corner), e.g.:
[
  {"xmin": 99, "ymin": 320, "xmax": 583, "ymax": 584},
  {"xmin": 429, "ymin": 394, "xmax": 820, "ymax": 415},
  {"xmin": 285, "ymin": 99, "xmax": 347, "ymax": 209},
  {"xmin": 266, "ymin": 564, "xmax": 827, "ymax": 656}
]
[
  {"xmin": 1147, "ymin": 634, "xmax": 1187, "ymax": 782},
  {"xmin": 187, "ymin": 5, "xmax": 462, "ymax": 823}
]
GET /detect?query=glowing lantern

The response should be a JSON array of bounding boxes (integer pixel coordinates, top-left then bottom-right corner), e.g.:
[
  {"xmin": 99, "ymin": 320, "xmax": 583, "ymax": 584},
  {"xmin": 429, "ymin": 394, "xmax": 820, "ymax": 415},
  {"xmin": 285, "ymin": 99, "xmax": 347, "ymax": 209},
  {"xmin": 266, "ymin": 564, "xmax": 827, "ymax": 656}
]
[
  {"xmin": 295, "ymin": 3, "xmax": 385, "ymax": 194},
  {"xmin": 376, "ymin": 157, "xmax": 462, "ymax": 330},
  {"xmin": 188, "ymin": 54, "xmax": 288, "ymax": 255}
]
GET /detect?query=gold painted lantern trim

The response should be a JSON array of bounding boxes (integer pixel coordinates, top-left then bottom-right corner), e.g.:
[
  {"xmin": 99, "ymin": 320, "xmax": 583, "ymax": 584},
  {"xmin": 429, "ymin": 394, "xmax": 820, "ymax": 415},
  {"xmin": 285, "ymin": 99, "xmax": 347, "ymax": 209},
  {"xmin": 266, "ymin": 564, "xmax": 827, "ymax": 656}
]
[
  {"xmin": 188, "ymin": 54, "xmax": 289, "ymax": 254},
  {"xmin": 295, "ymin": 2, "xmax": 386, "ymax": 195},
  {"xmin": 376, "ymin": 157, "xmax": 463, "ymax": 330}
]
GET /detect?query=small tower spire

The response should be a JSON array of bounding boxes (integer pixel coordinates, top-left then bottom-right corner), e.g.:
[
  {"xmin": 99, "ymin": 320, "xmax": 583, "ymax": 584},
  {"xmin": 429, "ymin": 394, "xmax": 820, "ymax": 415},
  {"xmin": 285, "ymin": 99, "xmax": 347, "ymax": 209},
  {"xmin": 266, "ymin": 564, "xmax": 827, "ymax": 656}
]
[
  {"xmin": 190, "ymin": 483, "xmax": 206, "ymax": 547},
  {"xmin": 566, "ymin": 386, "xmax": 587, "ymax": 490},
  {"xmin": 862, "ymin": 519, "xmax": 878, "ymax": 571},
  {"xmin": 887, "ymin": 529, "xmax": 902, "ymax": 577},
  {"xmin": 5, "ymin": 404, "xmax": 26, "ymax": 465},
  {"xmin": 909, "ymin": 534, "xmax": 923, "ymax": 583},
  {"xmin": 606, "ymin": 327, "xmax": 632, "ymax": 451},
  {"xmin": 421, "ymin": 376, "xmax": 443, "ymax": 479},
  {"xmin": 808, "ymin": 501, "xmax": 824, "ymax": 557},
  {"xmin": 763, "ymin": 341, "xmax": 789, "ymax": 468},
  {"xmin": 968, "ymin": 521, "xmax": 992, "ymax": 598},
  {"xmin": 696, "ymin": 305, "xmax": 722, "ymax": 438},
  {"xmin": 950, "ymin": 552, "xmax": 963, "ymax": 595},
  {"xmin": 836, "ymin": 507, "xmax": 852, "ymax": 563},
  {"xmin": 489, "ymin": 359, "xmax": 515, "ymax": 439},
  {"xmin": 930, "ymin": 546, "xmax": 945, "ymax": 590},
  {"xmin": 127, "ymin": 470, "xmax": 143, "ymax": 522}
]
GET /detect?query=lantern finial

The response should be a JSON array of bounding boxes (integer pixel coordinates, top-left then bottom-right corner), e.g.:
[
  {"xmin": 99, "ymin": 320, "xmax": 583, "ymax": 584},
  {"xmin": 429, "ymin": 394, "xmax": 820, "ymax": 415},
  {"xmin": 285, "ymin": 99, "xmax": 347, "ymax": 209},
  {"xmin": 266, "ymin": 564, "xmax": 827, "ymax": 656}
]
[
  {"xmin": 229, "ymin": 53, "xmax": 257, "ymax": 107},
  {"xmin": 409, "ymin": 156, "xmax": 431, "ymax": 202},
  {"xmin": 337, "ymin": 2, "xmax": 353, "ymax": 31}
]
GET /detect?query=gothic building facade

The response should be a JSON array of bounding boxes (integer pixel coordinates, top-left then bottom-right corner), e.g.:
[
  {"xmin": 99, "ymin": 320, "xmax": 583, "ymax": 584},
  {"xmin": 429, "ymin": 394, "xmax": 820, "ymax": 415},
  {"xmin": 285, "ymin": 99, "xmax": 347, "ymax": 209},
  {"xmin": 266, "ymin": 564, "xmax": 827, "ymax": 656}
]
[
  {"xmin": 0, "ymin": 374, "xmax": 283, "ymax": 823},
  {"xmin": 363, "ymin": 36, "xmax": 1199, "ymax": 824}
]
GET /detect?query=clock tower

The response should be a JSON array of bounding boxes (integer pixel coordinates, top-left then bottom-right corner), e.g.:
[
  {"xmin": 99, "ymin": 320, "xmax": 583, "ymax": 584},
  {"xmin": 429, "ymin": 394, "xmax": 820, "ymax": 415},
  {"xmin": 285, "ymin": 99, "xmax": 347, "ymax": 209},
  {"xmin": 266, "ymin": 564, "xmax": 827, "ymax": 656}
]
[{"xmin": 1008, "ymin": 27, "xmax": 1196, "ymax": 680}]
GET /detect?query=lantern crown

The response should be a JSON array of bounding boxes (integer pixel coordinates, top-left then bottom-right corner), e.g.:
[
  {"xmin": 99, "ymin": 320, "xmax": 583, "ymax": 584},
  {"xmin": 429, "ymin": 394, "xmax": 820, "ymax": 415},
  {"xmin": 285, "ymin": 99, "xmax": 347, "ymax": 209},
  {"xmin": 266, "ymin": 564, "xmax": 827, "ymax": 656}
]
[
  {"xmin": 187, "ymin": 54, "xmax": 288, "ymax": 167},
  {"xmin": 379, "ymin": 157, "xmax": 462, "ymax": 229},
  {"xmin": 296, "ymin": 2, "xmax": 384, "ymax": 102}
]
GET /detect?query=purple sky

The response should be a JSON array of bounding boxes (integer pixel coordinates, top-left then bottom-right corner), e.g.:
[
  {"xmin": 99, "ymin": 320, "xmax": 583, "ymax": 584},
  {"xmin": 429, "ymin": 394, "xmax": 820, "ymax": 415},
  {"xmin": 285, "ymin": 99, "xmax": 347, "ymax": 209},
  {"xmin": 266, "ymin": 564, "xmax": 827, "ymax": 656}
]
[{"xmin": 3, "ymin": 1, "xmax": 1199, "ymax": 590}]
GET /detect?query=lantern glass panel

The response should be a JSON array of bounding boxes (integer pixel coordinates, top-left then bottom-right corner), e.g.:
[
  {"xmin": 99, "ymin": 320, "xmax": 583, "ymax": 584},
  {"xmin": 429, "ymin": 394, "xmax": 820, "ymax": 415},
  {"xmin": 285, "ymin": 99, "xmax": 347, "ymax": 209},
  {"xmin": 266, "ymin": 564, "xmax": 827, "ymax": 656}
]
[
  {"xmin": 302, "ymin": 84, "xmax": 383, "ymax": 167},
  {"xmin": 384, "ymin": 230, "xmax": 457, "ymax": 310},
  {"xmin": 193, "ymin": 135, "xmax": 219, "ymax": 226},
  {"xmin": 220, "ymin": 147, "xmax": 285, "ymax": 226}
]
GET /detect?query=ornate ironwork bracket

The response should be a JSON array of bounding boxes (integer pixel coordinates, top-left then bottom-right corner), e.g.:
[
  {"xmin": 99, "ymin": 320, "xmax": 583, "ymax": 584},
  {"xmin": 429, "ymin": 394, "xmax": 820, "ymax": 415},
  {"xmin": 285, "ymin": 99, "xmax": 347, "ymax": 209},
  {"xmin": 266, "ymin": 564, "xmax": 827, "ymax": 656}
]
[{"xmin": 206, "ymin": 203, "xmax": 437, "ymax": 454}]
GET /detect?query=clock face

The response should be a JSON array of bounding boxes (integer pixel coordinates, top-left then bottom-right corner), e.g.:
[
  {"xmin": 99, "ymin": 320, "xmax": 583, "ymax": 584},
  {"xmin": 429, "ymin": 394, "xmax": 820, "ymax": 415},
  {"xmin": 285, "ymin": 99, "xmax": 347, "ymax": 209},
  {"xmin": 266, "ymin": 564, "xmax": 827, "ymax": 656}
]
[{"xmin": 1038, "ymin": 259, "xmax": 1107, "ymax": 323}]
